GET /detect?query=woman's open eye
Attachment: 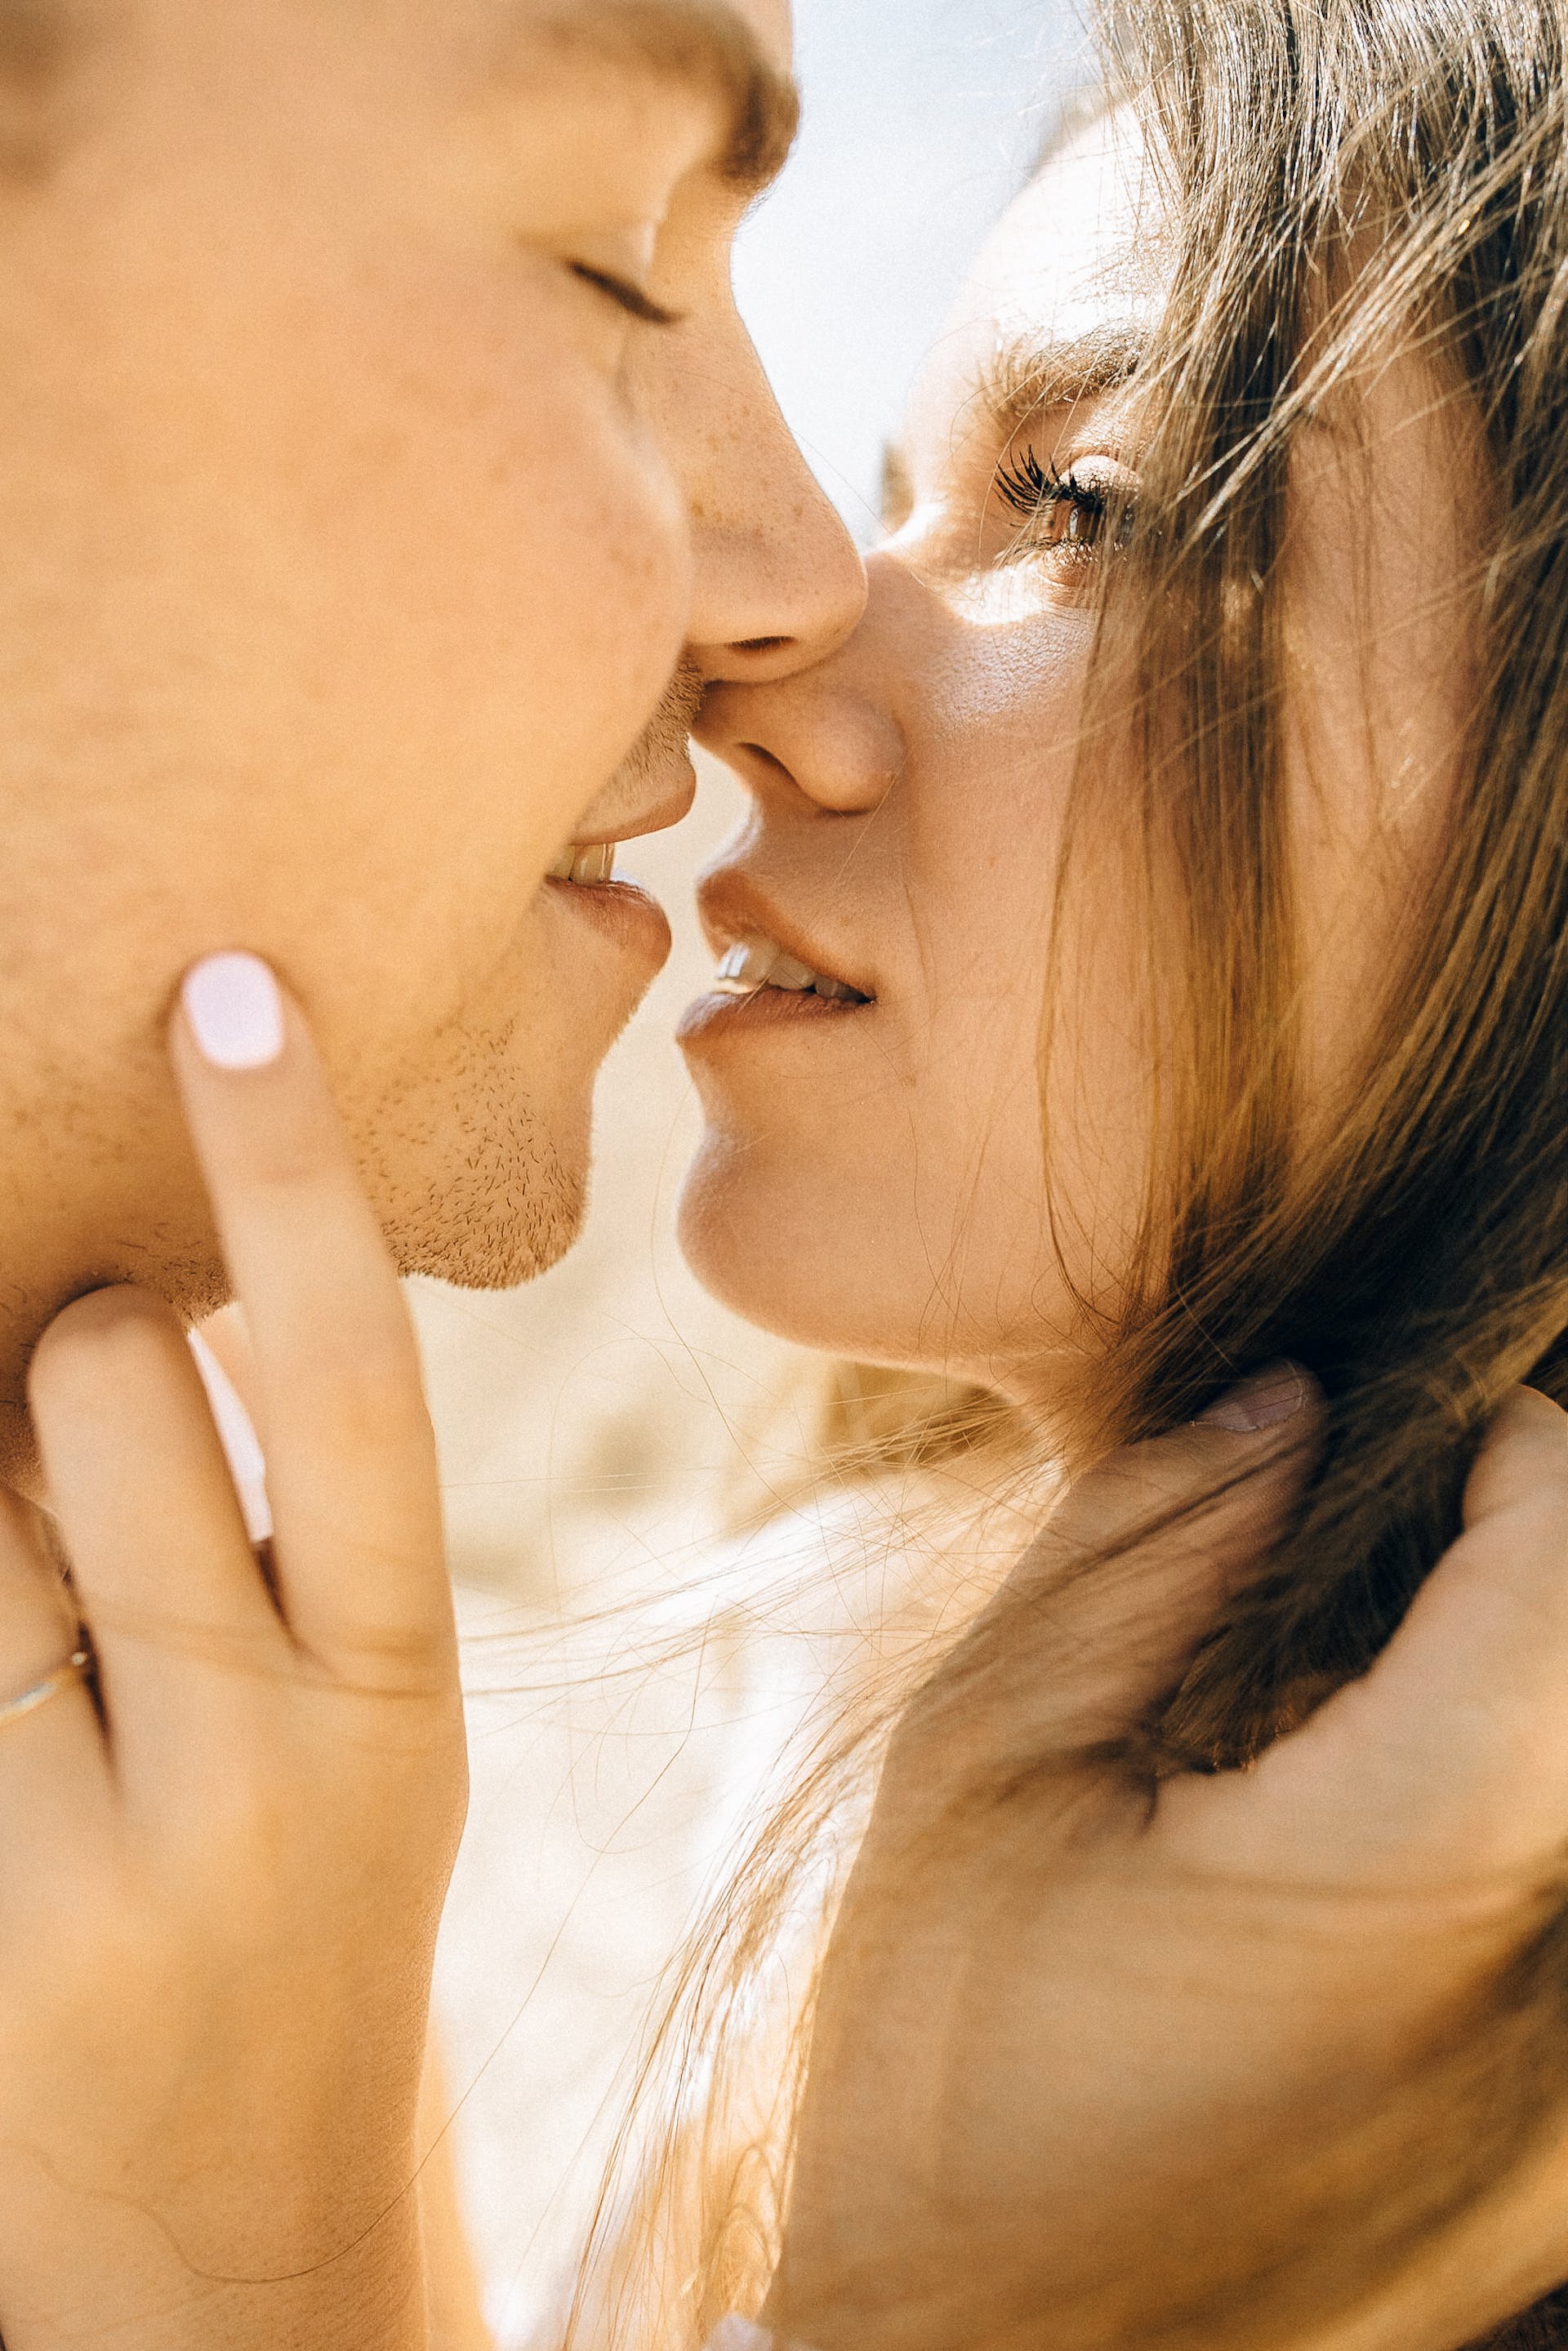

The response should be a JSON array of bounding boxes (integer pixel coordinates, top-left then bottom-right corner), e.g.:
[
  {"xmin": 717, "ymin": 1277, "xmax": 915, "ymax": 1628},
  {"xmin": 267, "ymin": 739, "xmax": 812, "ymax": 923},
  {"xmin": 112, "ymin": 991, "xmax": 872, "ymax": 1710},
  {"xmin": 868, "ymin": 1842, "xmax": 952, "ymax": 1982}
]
[
  {"xmin": 567, "ymin": 261, "xmax": 684, "ymax": 330},
  {"xmin": 991, "ymin": 447, "xmax": 1134, "ymax": 568}
]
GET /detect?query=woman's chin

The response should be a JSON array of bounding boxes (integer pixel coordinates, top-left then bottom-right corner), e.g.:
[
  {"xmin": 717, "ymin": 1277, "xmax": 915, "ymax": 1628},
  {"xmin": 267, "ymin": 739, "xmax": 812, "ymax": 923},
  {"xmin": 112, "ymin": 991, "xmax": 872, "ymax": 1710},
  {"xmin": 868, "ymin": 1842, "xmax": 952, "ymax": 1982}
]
[
  {"xmin": 675, "ymin": 1142, "xmax": 927, "ymax": 1367},
  {"xmin": 675, "ymin": 1136, "xmax": 1080, "ymax": 1397},
  {"xmin": 677, "ymin": 1148, "xmax": 873, "ymax": 1358}
]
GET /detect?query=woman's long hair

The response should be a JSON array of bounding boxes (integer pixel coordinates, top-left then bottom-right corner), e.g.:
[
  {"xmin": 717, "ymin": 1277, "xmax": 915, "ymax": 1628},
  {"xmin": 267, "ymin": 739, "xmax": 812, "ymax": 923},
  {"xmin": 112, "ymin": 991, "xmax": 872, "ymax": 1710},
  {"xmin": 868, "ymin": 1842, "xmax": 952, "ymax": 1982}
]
[
  {"xmin": 1080, "ymin": 0, "xmax": 1568, "ymax": 1767},
  {"xmin": 568, "ymin": 4, "xmax": 1568, "ymax": 2344}
]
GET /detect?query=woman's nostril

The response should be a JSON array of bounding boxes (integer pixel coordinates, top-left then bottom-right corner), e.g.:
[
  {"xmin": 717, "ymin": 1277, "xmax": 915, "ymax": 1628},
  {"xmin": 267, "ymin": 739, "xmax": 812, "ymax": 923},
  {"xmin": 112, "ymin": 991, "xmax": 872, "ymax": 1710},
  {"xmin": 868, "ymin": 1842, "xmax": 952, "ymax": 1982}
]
[{"xmin": 740, "ymin": 744, "xmax": 793, "ymax": 784}]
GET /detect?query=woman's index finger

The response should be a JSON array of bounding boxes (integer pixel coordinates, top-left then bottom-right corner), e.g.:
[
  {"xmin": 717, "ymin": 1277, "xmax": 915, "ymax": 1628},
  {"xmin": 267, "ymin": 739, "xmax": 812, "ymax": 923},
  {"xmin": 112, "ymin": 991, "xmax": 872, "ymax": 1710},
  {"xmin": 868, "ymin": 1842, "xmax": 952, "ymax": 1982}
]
[{"xmin": 169, "ymin": 956, "xmax": 453, "ymax": 1685}]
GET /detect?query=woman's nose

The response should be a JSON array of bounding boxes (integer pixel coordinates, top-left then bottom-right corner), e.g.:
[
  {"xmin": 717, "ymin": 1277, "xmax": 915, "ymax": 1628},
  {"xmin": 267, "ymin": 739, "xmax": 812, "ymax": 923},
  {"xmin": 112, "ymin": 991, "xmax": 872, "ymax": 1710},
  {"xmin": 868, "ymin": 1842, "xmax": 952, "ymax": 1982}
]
[
  {"xmin": 695, "ymin": 547, "xmax": 917, "ymax": 813},
  {"xmin": 696, "ymin": 665, "xmax": 905, "ymax": 817}
]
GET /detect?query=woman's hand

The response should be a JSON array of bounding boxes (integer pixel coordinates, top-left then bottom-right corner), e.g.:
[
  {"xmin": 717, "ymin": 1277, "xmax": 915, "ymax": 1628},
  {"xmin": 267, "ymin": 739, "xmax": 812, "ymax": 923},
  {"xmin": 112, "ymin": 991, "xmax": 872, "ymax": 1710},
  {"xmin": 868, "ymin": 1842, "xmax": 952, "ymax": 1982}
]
[
  {"xmin": 772, "ymin": 1378, "xmax": 1568, "ymax": 2351},
  {"xmin": 0, "ymin": 954, "xmax": 466, "ymax": 2350}
]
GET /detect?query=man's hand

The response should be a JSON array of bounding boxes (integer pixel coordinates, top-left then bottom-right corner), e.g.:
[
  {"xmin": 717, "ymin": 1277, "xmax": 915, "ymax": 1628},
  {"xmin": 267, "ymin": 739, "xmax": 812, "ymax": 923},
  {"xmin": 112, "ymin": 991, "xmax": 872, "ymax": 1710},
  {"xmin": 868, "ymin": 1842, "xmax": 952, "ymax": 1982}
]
[
  {"xmin": 0, "ymin": 954, "xmax": 466, "ymax": 2350},
  {"xmin": 770, "ymin": 1378, "xmax": 1568, "ymax": 2351}
]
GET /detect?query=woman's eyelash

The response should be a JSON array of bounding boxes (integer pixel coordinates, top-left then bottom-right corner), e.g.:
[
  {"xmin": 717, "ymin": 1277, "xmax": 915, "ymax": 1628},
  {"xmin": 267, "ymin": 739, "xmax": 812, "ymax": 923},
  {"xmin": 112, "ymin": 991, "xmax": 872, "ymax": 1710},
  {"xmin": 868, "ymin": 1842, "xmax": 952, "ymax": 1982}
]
[
  {"xmin": 993, "ymin": 448, "xmax": 1111, "ymax": 534},
  {"xmin": 568, "ymin": 263, "xmax": 684, "ymax": 330},
  {"xmin": 991, "ymin": 442, "xmax": 1128, "ymax": 552}
]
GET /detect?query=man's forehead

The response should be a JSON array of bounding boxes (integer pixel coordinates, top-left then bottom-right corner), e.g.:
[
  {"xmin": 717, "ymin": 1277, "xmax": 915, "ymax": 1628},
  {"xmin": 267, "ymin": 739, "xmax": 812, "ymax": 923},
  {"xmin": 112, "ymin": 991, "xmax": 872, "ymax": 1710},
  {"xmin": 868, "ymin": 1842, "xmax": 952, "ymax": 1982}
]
[{"xmin": 497, "ymin": 0, "xmax": 796, "ymax": 189}]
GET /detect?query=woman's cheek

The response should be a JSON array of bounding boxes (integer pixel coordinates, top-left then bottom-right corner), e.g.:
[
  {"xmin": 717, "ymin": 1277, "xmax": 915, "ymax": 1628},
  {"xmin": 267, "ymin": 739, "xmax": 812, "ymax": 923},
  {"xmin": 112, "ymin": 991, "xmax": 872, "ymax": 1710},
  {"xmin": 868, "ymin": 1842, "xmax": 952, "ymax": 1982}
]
[
  {"xmin": 914, "ymin": 613, "xmax": 1087, "ymax": 968},
  {"xmin": 909, "ymin": 613, "xmax": 1153, "ymax": 1365}
]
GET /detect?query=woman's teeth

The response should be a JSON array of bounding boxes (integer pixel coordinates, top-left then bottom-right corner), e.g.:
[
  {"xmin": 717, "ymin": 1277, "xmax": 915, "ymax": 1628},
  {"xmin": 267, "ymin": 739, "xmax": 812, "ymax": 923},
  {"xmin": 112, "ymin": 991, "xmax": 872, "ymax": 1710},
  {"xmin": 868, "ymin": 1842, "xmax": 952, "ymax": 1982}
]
[
  {"xmin": 714, "ymin": 939, "xmax": 868, "ymax": 1004},
  {"xmin": 548, "ymin": 842, "xmax": 618, "ymax": 885}
]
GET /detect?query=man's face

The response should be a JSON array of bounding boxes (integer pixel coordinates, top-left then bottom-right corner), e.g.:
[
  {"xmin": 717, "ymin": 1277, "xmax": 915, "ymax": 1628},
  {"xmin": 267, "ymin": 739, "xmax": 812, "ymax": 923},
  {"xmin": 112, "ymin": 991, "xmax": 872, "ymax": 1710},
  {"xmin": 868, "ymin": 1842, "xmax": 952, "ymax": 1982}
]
[{"xmin": 0, "ymin": 0, "xmax": 859, "ymax": 1365}]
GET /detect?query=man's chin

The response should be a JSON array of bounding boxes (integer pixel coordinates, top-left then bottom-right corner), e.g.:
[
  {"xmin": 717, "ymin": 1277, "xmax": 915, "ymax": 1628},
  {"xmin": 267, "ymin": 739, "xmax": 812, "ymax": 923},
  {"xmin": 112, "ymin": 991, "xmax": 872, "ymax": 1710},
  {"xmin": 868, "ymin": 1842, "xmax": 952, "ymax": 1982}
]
[
  {"xmin": 356, "ymin": 1058, "xmax": 592, "ymax": 1293},
  {"xmin": 388, "ymin": 1142, "xmax": 586, "ymax": 1293}
]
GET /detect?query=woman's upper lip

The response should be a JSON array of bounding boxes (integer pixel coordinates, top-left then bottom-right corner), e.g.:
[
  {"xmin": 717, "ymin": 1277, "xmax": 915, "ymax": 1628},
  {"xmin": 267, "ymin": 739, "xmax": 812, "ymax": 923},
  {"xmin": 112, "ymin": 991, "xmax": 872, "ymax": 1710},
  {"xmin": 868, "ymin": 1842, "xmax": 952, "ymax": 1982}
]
[{"xmin": 696, "ymin": 865, "xmax": 875, "ymax": 999}]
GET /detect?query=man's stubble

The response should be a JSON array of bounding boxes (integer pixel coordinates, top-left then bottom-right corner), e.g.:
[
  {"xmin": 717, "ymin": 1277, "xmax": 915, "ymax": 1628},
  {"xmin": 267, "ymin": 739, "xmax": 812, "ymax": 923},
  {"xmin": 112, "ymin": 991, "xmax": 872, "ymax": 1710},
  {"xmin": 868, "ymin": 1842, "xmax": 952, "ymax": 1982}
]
[
  {"xmin": 365, "ymin": 1014, "xmax": 586, "ymax": 1294},
  {"xmin": 374, "ymin": 660, "xmax": 707, "ymax": 1293}
]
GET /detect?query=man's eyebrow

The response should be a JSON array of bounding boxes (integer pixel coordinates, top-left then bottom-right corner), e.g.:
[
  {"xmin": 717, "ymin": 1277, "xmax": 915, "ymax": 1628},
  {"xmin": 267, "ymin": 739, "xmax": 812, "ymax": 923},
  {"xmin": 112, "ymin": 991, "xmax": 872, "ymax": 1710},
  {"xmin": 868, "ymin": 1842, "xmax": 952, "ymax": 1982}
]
[
  {"xmin": 981, "ymin": 323, "xmax": 1147, "ymax": 439},
  {"xmin": 514, "ymin": 0, "xmax": 800, "ymax": 195}
]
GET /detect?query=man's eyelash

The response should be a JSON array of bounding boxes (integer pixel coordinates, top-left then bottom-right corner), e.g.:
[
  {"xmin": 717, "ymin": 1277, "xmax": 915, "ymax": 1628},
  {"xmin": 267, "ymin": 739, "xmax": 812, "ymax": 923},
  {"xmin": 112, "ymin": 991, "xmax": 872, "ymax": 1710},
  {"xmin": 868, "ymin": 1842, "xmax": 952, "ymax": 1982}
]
[{"xmin": 568, "ymin": 263, "xmax": 684, "ymax": 330}]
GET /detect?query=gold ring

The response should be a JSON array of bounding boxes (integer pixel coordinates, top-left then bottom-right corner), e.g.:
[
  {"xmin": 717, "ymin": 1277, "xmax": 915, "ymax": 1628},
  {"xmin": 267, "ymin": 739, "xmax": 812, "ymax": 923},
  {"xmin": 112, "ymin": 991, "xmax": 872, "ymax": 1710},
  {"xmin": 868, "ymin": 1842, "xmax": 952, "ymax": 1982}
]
[{"xmin": 0, "ymin": 1650, "xmax": 90, "ymax": 1730}]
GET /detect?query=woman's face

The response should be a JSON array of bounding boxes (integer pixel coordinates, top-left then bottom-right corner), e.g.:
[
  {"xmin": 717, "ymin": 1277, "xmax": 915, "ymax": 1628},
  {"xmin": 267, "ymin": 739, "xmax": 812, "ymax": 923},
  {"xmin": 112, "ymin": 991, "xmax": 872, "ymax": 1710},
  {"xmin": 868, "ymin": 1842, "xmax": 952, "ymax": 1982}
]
[{"xmin": 679, "ymin": 110, "xmax": 1476, "ymax": 1404}]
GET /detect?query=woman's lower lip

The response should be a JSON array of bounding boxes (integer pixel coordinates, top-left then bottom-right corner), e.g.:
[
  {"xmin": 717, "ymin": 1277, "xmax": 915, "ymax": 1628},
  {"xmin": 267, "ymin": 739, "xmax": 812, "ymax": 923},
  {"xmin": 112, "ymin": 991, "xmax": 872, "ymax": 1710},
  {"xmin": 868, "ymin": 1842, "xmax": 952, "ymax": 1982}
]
[
  {"xmin": 545, "ymin": 875, "xmax": 672, "ymax": 968},
  {"xmin": 677, "ymin": 986, "xmax": 875, "ymax": 1048}
]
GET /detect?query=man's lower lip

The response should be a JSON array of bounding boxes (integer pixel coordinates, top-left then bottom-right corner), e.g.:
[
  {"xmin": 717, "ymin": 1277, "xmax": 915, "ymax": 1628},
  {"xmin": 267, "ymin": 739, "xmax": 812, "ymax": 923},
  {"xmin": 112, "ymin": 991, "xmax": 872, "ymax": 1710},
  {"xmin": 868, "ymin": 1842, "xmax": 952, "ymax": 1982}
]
[
  {"xmin": 545, "ymin": 875, "xmax": 672, "ymax": 965},
  {"xmin": 676, "ymin": 986, "xmax": 875, "ymax": 1047}
]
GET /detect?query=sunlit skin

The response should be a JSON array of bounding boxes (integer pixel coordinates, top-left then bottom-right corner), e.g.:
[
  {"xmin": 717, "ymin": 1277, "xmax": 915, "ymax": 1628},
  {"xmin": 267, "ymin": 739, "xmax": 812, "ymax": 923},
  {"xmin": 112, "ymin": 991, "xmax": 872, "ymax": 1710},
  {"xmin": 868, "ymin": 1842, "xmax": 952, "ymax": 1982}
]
[
  {"xmin": 0, "ymin": 39, "xmax": 1563, "ymax": 2351},
  {"xmin": 0, "ymin": 0, "xmax": 864, "ymax": 1481},
  {"xmin": 679, "ymin": 108, "xmax": 1473, "ymax": 1414}
]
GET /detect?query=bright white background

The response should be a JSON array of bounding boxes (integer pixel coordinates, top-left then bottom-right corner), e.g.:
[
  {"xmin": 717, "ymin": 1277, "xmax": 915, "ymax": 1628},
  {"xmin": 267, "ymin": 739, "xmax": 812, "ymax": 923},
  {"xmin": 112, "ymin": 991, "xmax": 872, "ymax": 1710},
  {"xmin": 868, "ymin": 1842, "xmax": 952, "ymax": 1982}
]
[{"xmin": 737, "ymin": 0, "xmax": 1087, "ymax": 535}]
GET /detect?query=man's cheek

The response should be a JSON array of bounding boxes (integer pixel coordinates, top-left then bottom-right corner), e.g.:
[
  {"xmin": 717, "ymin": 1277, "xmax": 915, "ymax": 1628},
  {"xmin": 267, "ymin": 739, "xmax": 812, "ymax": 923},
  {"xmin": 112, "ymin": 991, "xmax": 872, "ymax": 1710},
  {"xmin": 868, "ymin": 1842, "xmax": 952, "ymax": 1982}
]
[{"xmin": 562, "ymin": 398, "xmax": 693, "ymax": 713}]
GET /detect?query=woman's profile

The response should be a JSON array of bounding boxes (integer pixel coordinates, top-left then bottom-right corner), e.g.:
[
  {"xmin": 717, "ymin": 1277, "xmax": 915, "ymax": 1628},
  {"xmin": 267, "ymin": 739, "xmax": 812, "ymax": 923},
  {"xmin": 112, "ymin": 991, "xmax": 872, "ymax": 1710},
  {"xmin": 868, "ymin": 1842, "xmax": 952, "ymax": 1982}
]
[{"xmin": 566, "ymin": 0, "xmax": 1568, "ymax": 2343}]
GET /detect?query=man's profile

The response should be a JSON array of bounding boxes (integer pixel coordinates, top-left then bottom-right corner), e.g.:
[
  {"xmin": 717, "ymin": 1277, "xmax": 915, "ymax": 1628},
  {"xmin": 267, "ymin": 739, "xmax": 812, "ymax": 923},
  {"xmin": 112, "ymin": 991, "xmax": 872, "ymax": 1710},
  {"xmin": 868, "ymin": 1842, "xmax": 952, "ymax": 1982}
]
[{"xmin": 0, "ymin": 0, "xmax": 863, "ymax": 1484}]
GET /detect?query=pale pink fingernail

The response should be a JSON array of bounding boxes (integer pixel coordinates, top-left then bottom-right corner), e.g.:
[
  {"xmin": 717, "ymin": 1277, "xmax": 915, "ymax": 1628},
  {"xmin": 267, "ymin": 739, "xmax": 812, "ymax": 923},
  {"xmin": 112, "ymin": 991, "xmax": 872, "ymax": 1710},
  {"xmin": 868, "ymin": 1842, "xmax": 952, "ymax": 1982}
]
[
  {"xmin": 181, "ymin": 954, "xmax": 285, "ymax": 1071},
  {"xmin": 1196, "ymin": 1360, "xmax": 1305, "ymax": 1433},
  {"xmin": 704, "ymin": 2323, "xmax": 774, "ymax": 2351}
]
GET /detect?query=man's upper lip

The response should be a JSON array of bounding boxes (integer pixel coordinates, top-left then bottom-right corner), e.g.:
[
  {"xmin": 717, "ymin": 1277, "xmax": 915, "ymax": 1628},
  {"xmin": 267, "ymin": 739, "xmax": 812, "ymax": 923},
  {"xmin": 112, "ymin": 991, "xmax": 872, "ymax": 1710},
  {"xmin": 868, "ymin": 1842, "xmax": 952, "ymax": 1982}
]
[
  {"xmin": 696, "ymin": 866, "xmax": 874, "ymax": 998},
  {"xmin": 569, "ymin": 761, "xmax": 697, "ymax": 849}
]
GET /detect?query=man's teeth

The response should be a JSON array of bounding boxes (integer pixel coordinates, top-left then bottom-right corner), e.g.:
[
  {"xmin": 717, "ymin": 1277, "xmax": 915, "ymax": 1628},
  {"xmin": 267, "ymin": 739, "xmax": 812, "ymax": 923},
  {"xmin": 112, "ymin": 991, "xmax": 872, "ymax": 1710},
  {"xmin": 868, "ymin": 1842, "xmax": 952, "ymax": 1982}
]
[
  {"xmin": 548, "ymin": 842, "xmax": 617, "ymax": 885},
  {"xmin": 714, "ymin": 940, "xmax": 867, "ymax": 1004}
]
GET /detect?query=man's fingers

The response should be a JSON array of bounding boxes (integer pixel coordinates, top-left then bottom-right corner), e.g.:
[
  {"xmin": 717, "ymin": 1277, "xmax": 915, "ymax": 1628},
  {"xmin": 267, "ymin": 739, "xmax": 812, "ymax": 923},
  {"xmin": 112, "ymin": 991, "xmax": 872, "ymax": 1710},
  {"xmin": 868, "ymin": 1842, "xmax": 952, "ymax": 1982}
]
[
  {"xmin": 1173, "ymin": 1387, "xmax": 1568, "ymax": 1889},
  {"xmin": 29, "ymin": 1286, "xmax": 287, "ymax": 1789},
  {"xmin": 886, "ymin": 1367, "xmax": 1323, "ymax": 1797},
  {"xmin": 168, "ymin": 956, "xmax": 453, "ymax": 1688}
]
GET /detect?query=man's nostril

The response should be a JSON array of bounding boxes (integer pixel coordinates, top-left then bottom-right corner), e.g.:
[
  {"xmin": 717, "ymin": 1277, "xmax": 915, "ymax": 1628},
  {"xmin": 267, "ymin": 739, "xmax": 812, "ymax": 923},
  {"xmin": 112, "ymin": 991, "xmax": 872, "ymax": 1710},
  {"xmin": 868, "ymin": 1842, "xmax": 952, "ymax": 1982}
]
[{"xmin": 733, "ymin": 636, "xmax": 792, "ymax": 656}]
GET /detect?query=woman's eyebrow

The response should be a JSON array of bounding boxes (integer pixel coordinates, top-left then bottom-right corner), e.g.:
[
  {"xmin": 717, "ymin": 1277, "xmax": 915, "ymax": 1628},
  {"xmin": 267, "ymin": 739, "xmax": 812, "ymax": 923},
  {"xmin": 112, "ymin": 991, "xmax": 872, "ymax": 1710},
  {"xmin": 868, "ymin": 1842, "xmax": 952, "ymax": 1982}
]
[
  {"xmin": 504, "ymin": 0, "xmax": 801, "ymax": 195},
  {"xmin": 982, "ymin": 323, "xmax": 1146, "ymax": 439},
  {"xmin": 880, "ymin": 326, "xmax": 1146, "ymax": 530}
]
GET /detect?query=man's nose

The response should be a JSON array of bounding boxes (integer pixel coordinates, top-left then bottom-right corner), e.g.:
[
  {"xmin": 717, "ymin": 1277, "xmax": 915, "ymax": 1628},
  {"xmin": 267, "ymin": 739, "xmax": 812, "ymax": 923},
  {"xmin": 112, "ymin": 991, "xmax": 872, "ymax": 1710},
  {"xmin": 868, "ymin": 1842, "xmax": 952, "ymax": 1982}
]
[{"xmin": 678, "ymin": 333, "xmax": 867, "ymax": 686}]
